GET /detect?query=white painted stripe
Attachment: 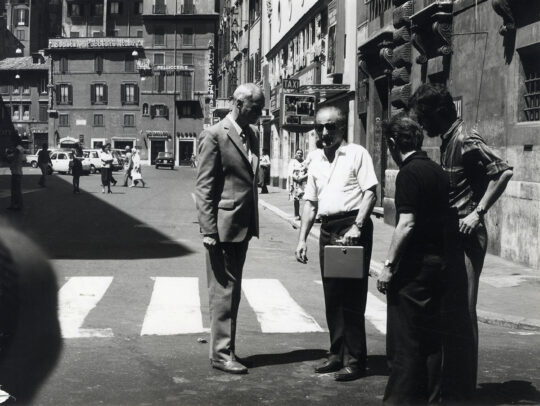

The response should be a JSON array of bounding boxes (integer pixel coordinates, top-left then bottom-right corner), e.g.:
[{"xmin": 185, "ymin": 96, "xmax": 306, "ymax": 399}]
[
  {"xmin": 366, "ymin": 292, "xmax": 387, "ymax": 335},
  {"xmin": 190, "ymin": 192, "xmax": 196, "ymax": 204},
  {"xmin": 243, "ymin": 279, "xmax": 324, "ymax": 333},
  {"xmin": 58, "ymin": 277, "xmax": 114, "ymax": 338},
  {"xmin": 141, "ymin": 277, "xmax": 206, "ymax": 335}
]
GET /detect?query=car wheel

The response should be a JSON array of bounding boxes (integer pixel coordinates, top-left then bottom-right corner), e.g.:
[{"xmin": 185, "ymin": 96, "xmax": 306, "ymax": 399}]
[
  {"xmin": 89, "ymin": 165, "xmax": 96, "ymax": 174},
  {"xmin": 31, "ymin": 161, "xmax": 38, "ymax": 168}
]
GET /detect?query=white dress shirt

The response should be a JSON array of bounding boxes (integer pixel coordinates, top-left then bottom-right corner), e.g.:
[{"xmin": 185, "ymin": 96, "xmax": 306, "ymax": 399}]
[
  {"xmin": 227, "ymin": 113, "xmax": 252, "ymax": 163},
  {"xmin": 303, "ymin": 141, "xmax": 378, "ymax": 216}
]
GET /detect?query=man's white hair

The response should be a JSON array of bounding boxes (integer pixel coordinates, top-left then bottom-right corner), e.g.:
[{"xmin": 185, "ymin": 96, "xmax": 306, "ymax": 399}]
[{"xmin": 232, "ymin": 83, "xmax": 264, "ymax": 102}]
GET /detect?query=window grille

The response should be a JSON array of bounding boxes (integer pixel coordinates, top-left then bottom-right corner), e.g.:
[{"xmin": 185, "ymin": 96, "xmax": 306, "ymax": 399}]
[
  {"xmin": 368, "ymin": 0, "xmax": 392, "ymax": 22},
  {"xmin": 524, "ymin": 71, "xmax": 540, "ymax": 121},
  {"xmin": 59, "ymin": 114, "xmax": 69, "ymax": 126}
]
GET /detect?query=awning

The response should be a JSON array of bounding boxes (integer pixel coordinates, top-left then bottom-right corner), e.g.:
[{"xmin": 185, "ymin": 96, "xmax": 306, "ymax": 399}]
[
  {"xmin": 177, "ymin": 132, "xmax": 197, "ymax": 138},
  {"xmin": 59, "ymin": 136, "xmax": 78, "ymax": 143},
  {"xmin": 146, "ymin": 130, "xmax": 171, "ymax": 140}
]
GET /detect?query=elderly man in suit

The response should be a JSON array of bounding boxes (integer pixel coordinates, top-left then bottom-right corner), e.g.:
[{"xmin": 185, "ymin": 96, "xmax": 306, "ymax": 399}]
[{"xmin": 196, "ymin": 83, "xmax": 265, "ymax": 374}]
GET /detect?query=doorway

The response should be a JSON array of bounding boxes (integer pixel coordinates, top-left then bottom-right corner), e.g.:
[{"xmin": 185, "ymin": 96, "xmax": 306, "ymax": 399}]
[
  {"xmin": 150, "ymin": 140, "xmax": 165, "ymax": 164},
  {"xmin": 178, "ymin": 140, "xmax": 194, "ymax": 166}
]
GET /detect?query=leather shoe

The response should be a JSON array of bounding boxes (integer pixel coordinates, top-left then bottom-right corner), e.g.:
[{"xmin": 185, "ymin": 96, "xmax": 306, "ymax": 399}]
[
  {"xmin": 314, "ymin": 358, "xmax": 342, "ymax": 374},
  {"xmin": 334, "ymin": 366, "xmax": 365, "ymax": 382},
  {"xmin": 211, "ymin": 359, "xmax": 248, "ymax": 374}
]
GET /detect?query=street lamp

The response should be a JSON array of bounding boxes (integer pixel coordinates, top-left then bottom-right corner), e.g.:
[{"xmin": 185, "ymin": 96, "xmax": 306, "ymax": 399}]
[
  {"xmin": 15, "ymin": 73, "xmax": 20, "ymax": 79},
  {"xmin": 15, "ymin": 47, "xmax": 22, "ymax": 55},
  {"xmin": 132, "ymin": 49, "xmax": 139, "ymax": 57}
]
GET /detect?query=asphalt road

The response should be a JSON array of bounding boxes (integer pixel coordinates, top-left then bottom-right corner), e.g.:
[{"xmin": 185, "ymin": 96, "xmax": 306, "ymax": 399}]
[{"xmin": 1, "ymin": 167, "xmax": 539, "ymax": 406}]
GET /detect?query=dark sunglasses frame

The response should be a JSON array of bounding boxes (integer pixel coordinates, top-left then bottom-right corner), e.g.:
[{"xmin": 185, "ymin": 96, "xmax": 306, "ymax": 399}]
[{"xmin": 314, "ymin": 123, "xmax": 338, "ymax": 133}]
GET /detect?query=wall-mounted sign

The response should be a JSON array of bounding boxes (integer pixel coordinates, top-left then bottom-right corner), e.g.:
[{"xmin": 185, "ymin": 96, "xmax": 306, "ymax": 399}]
[
  {"xmin": 49, "ymin": 38, "xmax": 143, "ymax": 49},
  {"xmin": 282, "ymin": 78, "xmax": 300, "ymax": 90},
  {"xmin": 146, "ymin": 130, "xmax": 170, "ymax": 139},
  {"xmin": 153, "ymin": 65, "xmax": 193, "ymax": 73},
  {"xmin": 281, "ymin": 93, "xmax": 316, "ymax": 127},
  {"xmin": 75, "ymin": 119, "xmax": 86, "ymax": 126}
]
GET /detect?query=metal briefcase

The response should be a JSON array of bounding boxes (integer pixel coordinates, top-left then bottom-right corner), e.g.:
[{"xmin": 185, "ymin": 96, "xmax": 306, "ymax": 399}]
[{"xmin": 323, "ymin": 245, "xmax": 365, "ymax": 279}]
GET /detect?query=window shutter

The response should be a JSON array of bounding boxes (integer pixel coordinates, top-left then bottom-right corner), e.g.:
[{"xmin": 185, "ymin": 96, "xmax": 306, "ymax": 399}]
[
  {"xmin": 164, "ymin": 105, "xmax": 169, "ymax": 119},
  {"xmin": 56, "ymin": 84, "xmax": 61, "ymax": 104},
  {"xmin": 120, "ymin": 83, "xmax": 126, "ymax": 105},
  {"xmin": 134, "ymin": 84, "xmax": 139, "ymax": 105},
  {"xmin": 68, "ymin": 84, "xmax": 73, "ymax": 105},
  {"xmin": 24, "ymin": 9, "xmax": 29, "ymax": 25},
  {"xmin": 150, "ymin": 105, "xmax": 156, "ymax": 118},
  {"xmin": 103, "ymin": 84, "xmax": 108, "ymax": 104},
  {"xmin": 90, "ymin": 84, "xmax": 95, "ymax": 104}
]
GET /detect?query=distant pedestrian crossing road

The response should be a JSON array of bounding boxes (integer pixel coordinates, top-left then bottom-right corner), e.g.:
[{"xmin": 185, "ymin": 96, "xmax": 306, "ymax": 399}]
[{"xmin": 58, "ymin": 276, "xmax": 387, "ymax": 339}]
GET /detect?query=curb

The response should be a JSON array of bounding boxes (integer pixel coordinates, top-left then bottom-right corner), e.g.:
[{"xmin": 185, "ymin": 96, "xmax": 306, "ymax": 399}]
[{"xmin": 259, "ymin": 198, "xmax": 540, "ymax": 332}]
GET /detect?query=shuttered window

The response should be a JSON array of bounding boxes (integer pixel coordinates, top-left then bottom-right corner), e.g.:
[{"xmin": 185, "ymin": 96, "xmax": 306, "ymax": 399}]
[
  {"xmin": 123, "ymin": 114, "xmax": 135, "ymax": 127},
  {"xmin": 90, "ymin": 84, "xmax": 108, "ymax": 104},
  {"xmin": 121, "ymin": 83, "xmax": 139, "ymax": 105},
  {"xmin": 59, "ymin": 114, "xmax": 69, "ymax": 127},
  {"xmin": 95, "ymin": 55, "xmax": 103, "ymax": 73},
  {"xmin": 57, "ymin": 84, "xmax": 72, "ymax": 105}
]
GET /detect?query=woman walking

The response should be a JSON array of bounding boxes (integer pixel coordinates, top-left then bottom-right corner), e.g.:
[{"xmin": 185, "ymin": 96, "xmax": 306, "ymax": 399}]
[
  {"xmin": 71, "ymin": 143, "xmax": 84, "ymax": 194},
  {"xmin": 99, "ymin": 143, "xmax": 114, "ymax": 194},
  {"xmin": 129, "ymin": 148, "xmax": 146, "ymax": 188},
  {"xmin": 287, "ymin": 149, "xmax": 308, "ymax": 220}
]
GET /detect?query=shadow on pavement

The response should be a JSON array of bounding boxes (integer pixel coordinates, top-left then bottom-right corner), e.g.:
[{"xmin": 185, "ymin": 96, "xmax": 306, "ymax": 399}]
[
  {"xmin": 0, "ymin": 174, "xmax": 192, "ymax": 260},
  {"xmin": 475, "ymin": 380, "xmax": 540, "ymax": 405},
  {"xmin": 241, "ymin": 349, "xmax": 327, "ymax": 368},
  {"xmin": 366, "ymin": 354, "xmax": 390, "ymax": 377}
]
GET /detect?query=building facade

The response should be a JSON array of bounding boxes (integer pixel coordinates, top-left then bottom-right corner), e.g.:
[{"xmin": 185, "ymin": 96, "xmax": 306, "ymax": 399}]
[
  {"xmin": 3, "ymin": 0, "xmax": 50, "ymax": 57},
  {"xmin": 356, "ymin": 0, "xmax": 540, "ymax": 269},
  {"xmin": 46, "ymin": 0, "xmax": 219, "ymax": 165}
]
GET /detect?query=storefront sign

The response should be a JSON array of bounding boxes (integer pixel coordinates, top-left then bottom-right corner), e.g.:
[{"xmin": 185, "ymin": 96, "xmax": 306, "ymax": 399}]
[
  {"xmin": 281, "ymin": 93, "xmax": 316, "ymax": 127},
  {"xmin": 146, "ymin": 130, "xmax": 171, "ymax": 139},
  {"xmin": 136, "ymin": 59, "xmax": 151, "ymax": 70},
  {"xmin": 270, "ymin": 86, "xmax": 281, "ymax": 112},
  {"xmin": 153, "ymin": 65, "xmax": 192, "ymax": 73},
  {"xmin": 75, "ymin": 119, "xmax": 86, "ymax": 126},
  {"xmin": 49, "ymin": 38, "xmax": 143, "ymax": 49}
]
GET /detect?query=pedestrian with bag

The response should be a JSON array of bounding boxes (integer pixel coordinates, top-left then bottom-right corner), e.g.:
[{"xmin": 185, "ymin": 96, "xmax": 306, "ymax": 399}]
[
  {"xmin": 37, "ymin": 144, "xmax": 51, "ymax": 187},
  {"xmin": 130, "ymin": 148, "xmax": 146, "ymax": 188},
  {"xmin": 99, "ymin": 143, "xmax": 114, "ymax": 194}
]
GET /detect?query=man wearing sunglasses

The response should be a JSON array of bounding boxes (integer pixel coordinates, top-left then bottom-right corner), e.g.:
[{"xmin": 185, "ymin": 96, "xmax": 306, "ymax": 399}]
[{"xmin": 295, "ymin": 106, "xmax": 378, "ymax": 381}]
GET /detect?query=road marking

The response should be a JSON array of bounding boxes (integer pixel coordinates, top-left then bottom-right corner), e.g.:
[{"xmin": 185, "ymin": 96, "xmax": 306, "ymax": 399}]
[
  {"xmin": 141, "ymin": 277, "xmax": 206, "ymax": 335},
  {"xmin": 58, "ymin": 277, "xmax": 114, "ymax": 338},
  {"xmin": 366, "ymin": 293, "xmax": 387, "ymax": 334},
  {"xmin": 242, "ymin": 279, "xmax": 324, "ymax": 333},
  {"xmin": 191, "ymin": 193, "xmax": 196, "ymax": 204}
]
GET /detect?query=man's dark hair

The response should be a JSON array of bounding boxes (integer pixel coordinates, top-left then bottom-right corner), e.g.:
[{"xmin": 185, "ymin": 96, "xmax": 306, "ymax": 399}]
[
  {"xmin": 409, "ymin": 83, "xmax": 457, "ymax": 122},
  {"xmin": 382, "ymin": 113, "xmax": 424, "ymax": 154}
]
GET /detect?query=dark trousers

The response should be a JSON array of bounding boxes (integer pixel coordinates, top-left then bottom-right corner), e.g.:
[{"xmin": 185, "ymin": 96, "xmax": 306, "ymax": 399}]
[
  {"xmin": 101, "ymin": 168, "xmax": 110, "ymax": 189},
  {"xmin": 38, "ymin": 164, "xmax": 47, "ymax": 186},
  {"xmin": 383, "ymin": 256, "xmax": 444, "ymax": 405},
  {"xmin": 206, "ymin": 238, "xmax": 250, "ymax": 362},
  {"xmin": 319, "ymin": 215, "xmax": 373, "ymax": 368},
  {"xmin": 10, "ymin": 174, "xmax": 23, "ymax": 209},
  {"xmin": 440, "ymin": 223, "xmax": 486, "ymax": 402}
]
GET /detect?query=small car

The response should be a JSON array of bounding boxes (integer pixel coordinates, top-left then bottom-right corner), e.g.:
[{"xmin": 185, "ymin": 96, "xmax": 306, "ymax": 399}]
[
  {"xmin": 155, "ymin": 152, "xmax": 174, "ymax": 169},
  {"xmin": 49, "ymin": 150, "xmax": 90, "ymax": 174}
]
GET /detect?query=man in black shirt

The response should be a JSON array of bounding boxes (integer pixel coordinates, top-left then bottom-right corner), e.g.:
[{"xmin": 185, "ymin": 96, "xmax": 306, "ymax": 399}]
[{"xmin": 374, "ymin": 114, "xmax": 449, "ymax": 404}]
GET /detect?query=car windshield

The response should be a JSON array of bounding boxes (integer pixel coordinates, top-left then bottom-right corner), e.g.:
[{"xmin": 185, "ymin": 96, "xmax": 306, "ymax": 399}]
[{"xmin": 158, "ymin": 152, "xmax": 173, "ymax": 158}]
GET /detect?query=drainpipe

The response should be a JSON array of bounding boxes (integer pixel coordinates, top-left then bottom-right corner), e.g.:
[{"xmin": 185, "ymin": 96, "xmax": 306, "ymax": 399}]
[{"xmin": 103, "ymin": 0, "xmax": 107, "ymax": 36}]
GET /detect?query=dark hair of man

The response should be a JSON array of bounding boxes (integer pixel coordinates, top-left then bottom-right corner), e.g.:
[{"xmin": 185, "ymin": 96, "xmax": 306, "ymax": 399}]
[
  {"xmin": 382, "ymin": 113, "xmax": 424, "ymax": 154},
  {"xmin": 409, "ymin": 83, "xmax": 457, "ymax": 123}
]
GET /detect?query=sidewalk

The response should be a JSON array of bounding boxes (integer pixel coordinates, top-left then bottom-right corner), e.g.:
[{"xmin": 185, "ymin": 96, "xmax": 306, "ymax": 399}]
[{"xmin": 259, "ymin": 185, "xmax": 540, "ymax": 331}]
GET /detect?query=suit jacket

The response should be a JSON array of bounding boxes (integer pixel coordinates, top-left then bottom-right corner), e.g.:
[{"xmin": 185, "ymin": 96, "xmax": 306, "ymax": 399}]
[{"xmin": 196, "ymin": 116, "xmax": 260, "ymax": 243}]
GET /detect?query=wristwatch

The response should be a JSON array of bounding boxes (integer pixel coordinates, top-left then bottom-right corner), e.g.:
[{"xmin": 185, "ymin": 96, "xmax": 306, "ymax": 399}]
[
  {"xmin": 475, "ymin": 204, "xmax": 487, "ymax": 217},
  {"xmin": 384, "ymin": 259, "xmax": 394, "ymax": 268}
]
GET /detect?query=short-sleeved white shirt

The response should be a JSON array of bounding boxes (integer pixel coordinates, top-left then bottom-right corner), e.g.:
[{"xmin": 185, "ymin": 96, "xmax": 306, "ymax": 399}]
[{"xmin": 303, "ymin": 141, "xmax": 378, "ymax": 216}]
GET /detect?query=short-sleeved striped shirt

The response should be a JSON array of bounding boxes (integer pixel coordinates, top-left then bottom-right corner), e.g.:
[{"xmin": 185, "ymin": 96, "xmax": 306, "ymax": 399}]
[{"xmin": 440, "ymin": 119, "xmax": 512, "ymax": 218}]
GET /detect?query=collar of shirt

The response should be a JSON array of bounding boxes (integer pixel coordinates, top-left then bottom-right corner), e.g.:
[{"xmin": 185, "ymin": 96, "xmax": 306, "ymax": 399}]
[
  {"xmin": 441, "ymin": 119, "xmax": 462, "ymax": 143},
  {"xmin": 401, "ymin": 150, "xmax": 429, "ymax": 167},
  {"xmin": 227, "ymin": 113, "xmax": 244, "ymax": 136}
]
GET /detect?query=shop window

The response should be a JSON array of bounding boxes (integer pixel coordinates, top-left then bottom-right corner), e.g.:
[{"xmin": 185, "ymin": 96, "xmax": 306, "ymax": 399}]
[
  {"xmin": 154, "ymin": 28, "xmax": 165, "ymax": 46},
  {"xmin": 183, "ymin": 27, "xmax": 193, "ymax": 46},
  {"xmin": 90, "ymin": 83, "xmax": 108, "ymax": 104},
  {"xmin": 521, "ymin": 49, "xmax": 540, "ymax": 122},
  {"xmin": 94, "ymin": 114, "xmax": 104, "ymax": 127},
  {"xmin": 142, "ymin": 103, "xmax": 149, "ymax": 116},
  {"xmin": 121, "ymin": 83, "xmax": 139, "ymax": 104},
  {"xmin": 124, "ymin": 114, "xmax": 135, "ymax": 127},
  {"xmin": 59, "ymin": 114, "xmax": 69, "ymax": 127}
]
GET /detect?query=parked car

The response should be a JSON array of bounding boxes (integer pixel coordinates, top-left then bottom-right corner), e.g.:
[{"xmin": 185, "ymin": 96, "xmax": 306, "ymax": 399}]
[
  {"xmin": 155, "ymin": 152, "xmax": 174, "ymax": 169},
  {"xmin": 26, "ymin": 149, "xmax": 51, "ymax": 168},
  {"xmin": 111, "ymin": 150, "xmax": 124, "ymax": 171},
  {"xmin": 82, "ymin": 149, "xmax": 102, "ymax": 174},
  {"xmin": 49, "ymin": 150, "xmax": 90, "ymax": 174}
]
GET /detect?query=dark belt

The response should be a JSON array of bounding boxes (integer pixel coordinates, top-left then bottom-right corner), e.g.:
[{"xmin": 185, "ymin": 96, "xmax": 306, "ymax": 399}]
[{"xmin": 320, "ymin": 210, "xmax": 359, "ymax": 224}]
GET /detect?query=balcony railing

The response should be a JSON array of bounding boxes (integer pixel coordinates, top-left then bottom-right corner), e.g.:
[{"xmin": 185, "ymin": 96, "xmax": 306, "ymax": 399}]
[
  {"xmin": 152, "ymin": 4, "xmax": 167, "ymax": 14},
  {"xmin": 367, "ymin": 0, "xmax": 392, "ymax": 22},
  {"xmin": 181, "ymin": 4, "xmax": 196, "ymax": 14}
]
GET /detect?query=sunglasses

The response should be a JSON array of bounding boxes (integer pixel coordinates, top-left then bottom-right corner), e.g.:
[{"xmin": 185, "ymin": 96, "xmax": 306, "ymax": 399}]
[{"xmin": 314, "ymin": 123, "xmax": 338, "ymax": 133}]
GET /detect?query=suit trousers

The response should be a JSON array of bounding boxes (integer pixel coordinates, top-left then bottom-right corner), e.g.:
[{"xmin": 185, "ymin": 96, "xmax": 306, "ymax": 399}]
[
  {"xmin": 383, "ymin": 256, "xmax": 444, "ymax": 405},
  {"xmin": 206, "ymin": 238, "xmax": 250, "ymax": 362},
  {"xmin": 10, "ymin": 175, "xmax": 23, "ymax": 209},
  {"xmin": 319, "ymin": 215, "xmax": 373, "ymax": 368}
]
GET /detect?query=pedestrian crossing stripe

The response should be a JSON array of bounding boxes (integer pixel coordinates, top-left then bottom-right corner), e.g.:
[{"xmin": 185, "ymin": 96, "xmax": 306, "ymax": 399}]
[{"xmin": 58, "ymin": 277, "xmax": 387, "ymax": 339}]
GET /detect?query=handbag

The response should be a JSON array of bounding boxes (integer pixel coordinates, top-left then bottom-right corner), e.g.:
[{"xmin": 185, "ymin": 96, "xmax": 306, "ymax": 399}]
[{"xmin": 131, "ymin": 170, "xmax": 142, "ymax": 181}]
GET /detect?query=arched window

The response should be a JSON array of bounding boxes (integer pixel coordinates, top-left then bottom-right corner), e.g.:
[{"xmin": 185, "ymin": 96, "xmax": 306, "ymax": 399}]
[{"xmin": 142, "ymin": 103, "xmax": 149, "ymax": 116}]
